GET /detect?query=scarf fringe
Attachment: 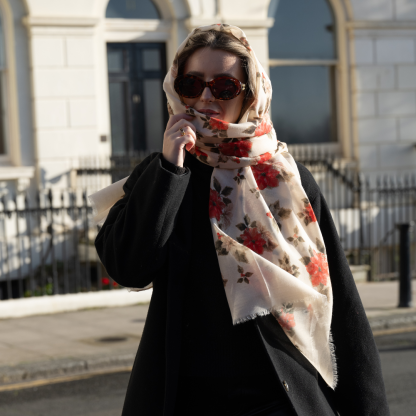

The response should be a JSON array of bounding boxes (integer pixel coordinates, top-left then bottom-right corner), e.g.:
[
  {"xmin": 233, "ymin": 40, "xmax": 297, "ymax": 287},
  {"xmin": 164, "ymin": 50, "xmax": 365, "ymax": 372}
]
[
  {"xmin": 233, "ymin": 292, "xmax": 328, "ymax": 326},
  {"xmin": 233, "ymin": 307, "xmax": 273, "ymax": 325},
  {"xmin": 328, "ymin": 330, "xmax": 338, "ymax": 389}
]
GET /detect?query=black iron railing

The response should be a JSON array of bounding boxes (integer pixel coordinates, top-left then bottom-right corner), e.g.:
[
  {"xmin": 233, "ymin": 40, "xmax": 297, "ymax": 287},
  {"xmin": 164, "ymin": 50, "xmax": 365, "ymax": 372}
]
[
  {"xmin": 0, "ymin": 189, "xmax": 117, "ymax": 300},
  {"xmin": 0, "ymin": 151, "xmax": 415, "ymax": 300}
]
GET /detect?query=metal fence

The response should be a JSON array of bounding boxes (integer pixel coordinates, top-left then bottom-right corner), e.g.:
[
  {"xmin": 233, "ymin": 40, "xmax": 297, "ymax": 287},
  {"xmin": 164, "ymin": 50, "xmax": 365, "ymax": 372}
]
[
  {"xmin": 75, "ymin": 152, "xmax": 155, "ymax": 194},
  {"xmin": 0, "ymin": 189, "xmax": 118, "ymax": 300},
  {"xmin": 297, "ymin": 157, "xmax": 416, "ymax": 281},
  {"xmin": 0, "ymin": 150, "xmax": 415, "ymax": 300}
]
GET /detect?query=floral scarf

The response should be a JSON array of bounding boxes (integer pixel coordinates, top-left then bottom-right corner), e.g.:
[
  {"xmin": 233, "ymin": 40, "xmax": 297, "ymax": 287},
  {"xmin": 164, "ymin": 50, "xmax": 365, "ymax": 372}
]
[{"xmin": 90, "ymin": 24, "xmax": 336, "ymax": 389}]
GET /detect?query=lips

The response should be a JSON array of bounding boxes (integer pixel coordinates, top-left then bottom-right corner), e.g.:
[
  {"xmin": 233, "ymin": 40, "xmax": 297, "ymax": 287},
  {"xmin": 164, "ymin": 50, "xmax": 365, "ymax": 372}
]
[{"xmin": 197, "ymin": 108, "xmax": 221, "ymax": 115}]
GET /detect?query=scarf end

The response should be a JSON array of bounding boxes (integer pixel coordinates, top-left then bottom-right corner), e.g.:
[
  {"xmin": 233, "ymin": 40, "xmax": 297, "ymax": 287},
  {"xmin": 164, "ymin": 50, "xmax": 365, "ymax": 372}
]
[
  {"xmin": 233, "ymin": 308, "xmax": 272, "ymax": 325},
  {"xmin": 328, "ymin": 330, "xmax": 338, "ymax": 389}
]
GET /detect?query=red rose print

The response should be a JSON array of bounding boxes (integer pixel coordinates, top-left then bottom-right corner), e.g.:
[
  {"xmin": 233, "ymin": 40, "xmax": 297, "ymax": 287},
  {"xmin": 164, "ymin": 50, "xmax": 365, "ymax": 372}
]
[
  {"xmin": 240, "ymin": 227, "xmax": 266, "ymax": 254},
  {"xmin": 266, "ymin": 212, "xmax": 273, "ymax": 218},
  {"xmin": 209, "ymin": 189, "xmax": 226, "ymax": 221},
  {"xmin": 195, "ymin": 146, "xmax": 207, "ymax": 157},
  {"xmin": 102, "ymin": 277, "xmax": 110, "ymax": 285},
  {"xmin": 306, "ymin": 252, "xmax": 329, "ymax": 287},
  {"xmin": 216, "ymin": 232, "xmax": 222, "ymax": 239},
  {"xmin": 251, "ymin": 164, "xmax": 279, "ymax": 190},
  {"xmin": 209, "ymin": 118, "xmax": 229, "ymax": 131},
  {"xmin": 239, "ymin": 37, "xmax": 252, "ymax": 51},
  {"xmin": 232, "ymin": 157, "xmax": 241, "ymax": 164},
  {"xmin": 306, "ymin": 204, "xmax": 317, "ymax": 222},
  {"xmin": 254, "ymin": 119, "xmax": 272, "ymax": 136},
  {"xmin": 257, "ymin": 152, "xmax": 272, "ymax": 164},
  {"xmin": 306, "ymin": 261, "xmax": 319, "ymax": 276},
  {"xmin": 219, "ymin": 140, "xmax": 253, "ymax": 157},
  {"xmin": 277, "ymin": 310, "xmax": 296, "ymax": 330}
]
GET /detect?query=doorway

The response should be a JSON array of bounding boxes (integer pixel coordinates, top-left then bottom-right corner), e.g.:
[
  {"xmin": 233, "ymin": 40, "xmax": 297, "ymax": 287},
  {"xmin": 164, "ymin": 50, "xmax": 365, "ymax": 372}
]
[{"xmin": 107, "ymin": 42, "xmax": 168, "ymax": 155}]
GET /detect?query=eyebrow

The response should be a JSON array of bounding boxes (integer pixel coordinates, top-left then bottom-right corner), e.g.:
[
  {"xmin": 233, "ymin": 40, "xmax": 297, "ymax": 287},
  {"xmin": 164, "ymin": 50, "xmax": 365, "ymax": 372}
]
[{"xmin": 186, "ymin": 71, "xmax": 236, "ymax": 78}]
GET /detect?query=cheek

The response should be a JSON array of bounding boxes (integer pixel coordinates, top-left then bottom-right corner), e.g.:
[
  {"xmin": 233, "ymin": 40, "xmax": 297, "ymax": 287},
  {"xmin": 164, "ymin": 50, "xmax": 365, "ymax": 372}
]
[
  {"xmin": 182, "ymin": 97, "xmax": 197, "ymax": 107},
  {"xmin": 223, "ymin": 95, "xmax": 245, "ymax": 122}
]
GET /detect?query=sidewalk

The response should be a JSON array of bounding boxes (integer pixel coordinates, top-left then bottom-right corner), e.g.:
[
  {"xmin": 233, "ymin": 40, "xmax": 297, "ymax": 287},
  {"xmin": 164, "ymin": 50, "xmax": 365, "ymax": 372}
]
[
  {"xmin": 357, "ymin": 281, "xmax": 416, "ymax": 331},
  {"xmin": 0, "ymin": 281, "xmax": 415, "ymax": 387}
]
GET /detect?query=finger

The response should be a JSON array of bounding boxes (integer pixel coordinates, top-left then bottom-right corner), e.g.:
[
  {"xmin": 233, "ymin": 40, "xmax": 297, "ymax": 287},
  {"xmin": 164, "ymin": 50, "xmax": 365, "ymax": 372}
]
[
  {"xmin": 166, "ymin": 113, "xmax": 194, "ymax": 131},
  {"xmin": 169, "ymin": 118, "xmax": 197, "ymax": 135},
  {"xmin": 173, "ymin": 128, "xmax": 196, "ymax": 148},
  {"xmin": 176, "ymin": 134, "xmax": 196, "ymax": 151},
  {"xmin": 178, "ymin": 125, "xmax": 196, "ymax": 139}
]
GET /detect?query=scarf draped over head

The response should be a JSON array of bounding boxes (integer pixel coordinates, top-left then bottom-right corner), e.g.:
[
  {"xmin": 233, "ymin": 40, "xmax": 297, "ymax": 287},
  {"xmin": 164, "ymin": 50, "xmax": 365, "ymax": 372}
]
[{"xmin": 89, "ymin": 24, "xmax": 337, "ymax": 389}]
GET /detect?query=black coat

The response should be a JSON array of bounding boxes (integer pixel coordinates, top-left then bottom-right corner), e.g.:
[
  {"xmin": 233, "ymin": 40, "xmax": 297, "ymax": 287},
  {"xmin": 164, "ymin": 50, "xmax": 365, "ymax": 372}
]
[{"xmin": 95, "ymin": 151, "xmax": 390, "ymax": 416}]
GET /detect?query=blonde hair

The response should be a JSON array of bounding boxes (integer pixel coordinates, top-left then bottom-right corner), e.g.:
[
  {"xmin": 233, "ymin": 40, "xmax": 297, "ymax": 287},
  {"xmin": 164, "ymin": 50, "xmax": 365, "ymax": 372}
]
[{"xmin": 176, "ymin": 29, "xmax": 256, "ymax": 121}]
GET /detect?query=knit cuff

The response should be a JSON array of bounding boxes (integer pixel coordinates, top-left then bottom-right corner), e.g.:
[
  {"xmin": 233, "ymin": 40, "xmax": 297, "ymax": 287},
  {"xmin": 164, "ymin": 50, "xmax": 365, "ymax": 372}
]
[{"xmin": 160, "ymin": 154, "xmax": 188, "ymax": 176}]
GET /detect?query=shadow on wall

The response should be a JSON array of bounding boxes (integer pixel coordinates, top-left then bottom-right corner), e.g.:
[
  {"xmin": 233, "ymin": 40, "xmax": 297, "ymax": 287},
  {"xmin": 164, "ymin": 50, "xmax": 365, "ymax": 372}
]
[{"xmin": 40, "ymin": 168, "xmax": 72, "ymax": 189}]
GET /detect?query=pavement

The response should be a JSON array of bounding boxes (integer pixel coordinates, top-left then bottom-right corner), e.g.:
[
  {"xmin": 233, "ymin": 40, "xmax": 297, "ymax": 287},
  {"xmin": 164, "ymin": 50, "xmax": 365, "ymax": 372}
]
[{"xmin": 0, "ymin": 281, "xmax": 415, "ymax": 388}]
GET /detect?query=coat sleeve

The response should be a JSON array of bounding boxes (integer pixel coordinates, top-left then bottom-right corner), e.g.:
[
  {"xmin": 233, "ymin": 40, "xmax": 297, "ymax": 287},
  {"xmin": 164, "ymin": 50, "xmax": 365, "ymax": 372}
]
[
  {"xmin": 95, "ymin": 152, "xmax": 191, "ymax": 288},
  {"xmin": 311, "ymin": 191, "xmax": 390, "ymax": 416}
]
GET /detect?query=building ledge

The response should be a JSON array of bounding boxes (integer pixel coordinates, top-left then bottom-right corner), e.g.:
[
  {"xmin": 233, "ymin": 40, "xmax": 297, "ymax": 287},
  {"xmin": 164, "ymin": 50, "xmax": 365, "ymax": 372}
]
[
  {"xmin": 22, "ymin": 16, "xmax": 100, "ymax": 28},
  {"xmin": 104, "ymin": 18, "xmax": 171, "ymax": 32},
  {"xmin": 0, "ymin": 166, "xmax": 34, "ymax": 181},
  {"xmin": 185, "ymin": 17, "xmax": 275, "ymax": 30},
  {"xmin": 347, "ymin": 20, "xmax": 416, "ymax": 30}
]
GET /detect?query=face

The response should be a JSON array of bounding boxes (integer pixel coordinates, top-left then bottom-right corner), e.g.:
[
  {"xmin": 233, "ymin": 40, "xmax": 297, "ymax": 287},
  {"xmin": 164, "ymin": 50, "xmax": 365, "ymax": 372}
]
[{"xmin": 182, "ymin": 48, "xmax": 246, "ymax": 123}]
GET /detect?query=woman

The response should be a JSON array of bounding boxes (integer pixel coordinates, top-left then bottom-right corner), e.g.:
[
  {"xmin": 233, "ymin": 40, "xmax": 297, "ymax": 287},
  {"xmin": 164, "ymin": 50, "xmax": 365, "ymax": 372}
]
[{"xmin": 94, "ymin": 25, "xmax": 389, "ymax": 416}]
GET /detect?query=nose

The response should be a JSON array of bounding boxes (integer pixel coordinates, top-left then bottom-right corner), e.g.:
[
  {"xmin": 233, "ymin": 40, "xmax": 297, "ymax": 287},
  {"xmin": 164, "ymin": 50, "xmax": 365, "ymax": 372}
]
[{"xmin": 200, "ymin": 86, "xmax": 215, "ymax": 102}]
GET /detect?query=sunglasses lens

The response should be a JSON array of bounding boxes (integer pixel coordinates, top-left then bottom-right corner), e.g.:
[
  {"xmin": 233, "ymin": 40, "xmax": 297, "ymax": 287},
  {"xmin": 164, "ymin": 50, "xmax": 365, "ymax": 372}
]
[
  {"xmin": 177, "ymin": 77, "xmax": 202, "ymax": 97},
  {"xmin": 212, "ymin": 78, "xmax": 240, "ymax": 100}
]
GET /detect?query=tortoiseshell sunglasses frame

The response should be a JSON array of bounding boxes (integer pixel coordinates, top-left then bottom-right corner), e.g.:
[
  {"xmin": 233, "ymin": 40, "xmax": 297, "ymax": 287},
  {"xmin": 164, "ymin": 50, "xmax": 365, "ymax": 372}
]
[{"xmin": 174, "ymin": 74, "xmax": 246, "ymax": 101}]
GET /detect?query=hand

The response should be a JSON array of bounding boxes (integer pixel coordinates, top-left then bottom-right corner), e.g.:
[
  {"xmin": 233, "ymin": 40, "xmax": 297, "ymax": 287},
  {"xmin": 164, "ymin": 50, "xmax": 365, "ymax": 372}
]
[{"xmin": 162, "ymin": 113, "xmax": 196, "ymax": 167}]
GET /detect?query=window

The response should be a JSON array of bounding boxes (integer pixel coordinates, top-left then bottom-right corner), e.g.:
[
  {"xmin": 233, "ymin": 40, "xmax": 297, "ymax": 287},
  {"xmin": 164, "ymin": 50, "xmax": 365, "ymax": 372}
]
[
  {"xmin": 0, "ymin": 11, "xmax": 6, "ymax": 154},
  {"xmin": 268, "ymin": 0, "xmax": 337, "ymax": 145},
  {"xmin": 106, "ymin": 0, "xmax": 161, "ymax": 19}
]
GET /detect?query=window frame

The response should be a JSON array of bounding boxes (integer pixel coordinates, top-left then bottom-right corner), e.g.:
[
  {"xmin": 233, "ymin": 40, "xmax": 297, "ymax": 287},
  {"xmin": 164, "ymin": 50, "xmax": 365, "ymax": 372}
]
[
  {"xmin": 105, "ymin": 0, "xmax": 161, "ymax": 20},
  {"xmin": 0, "ymin": 0, "xmax": 22, "ymax": 166},
  {"xmin": 267, "ymin": 0, "xmax": 352, "ymax": 160}
]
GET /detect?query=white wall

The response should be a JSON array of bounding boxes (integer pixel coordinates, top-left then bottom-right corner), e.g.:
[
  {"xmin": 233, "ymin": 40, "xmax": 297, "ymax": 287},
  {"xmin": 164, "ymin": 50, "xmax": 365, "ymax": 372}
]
[
  {"xmin": 28, "ymin": 21, "xmax": 102, "ymax": 188},
  {"xmin": 350, "ymin": 0, "xmax": 416, "ymax": 176},
  {"xmin": 25, "ymin": 0, "xmax": 95, "ymax": 17},
  {"xmin": 350, "ymin": 0, "xmax": 416, "ymax": 21}
]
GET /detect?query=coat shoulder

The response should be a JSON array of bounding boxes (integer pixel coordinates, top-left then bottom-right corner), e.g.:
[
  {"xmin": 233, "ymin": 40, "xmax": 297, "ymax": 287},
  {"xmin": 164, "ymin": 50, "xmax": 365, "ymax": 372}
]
[{"xmin": 295, "ymin": 161, "xmax": 321, "ymax": 203}]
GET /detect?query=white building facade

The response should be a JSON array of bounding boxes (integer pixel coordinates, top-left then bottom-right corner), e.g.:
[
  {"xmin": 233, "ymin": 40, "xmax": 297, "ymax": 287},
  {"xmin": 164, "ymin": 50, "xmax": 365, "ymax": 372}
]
[{"xmin": 0, "ymin": 0, "xmax": 415, "ymax": 194}]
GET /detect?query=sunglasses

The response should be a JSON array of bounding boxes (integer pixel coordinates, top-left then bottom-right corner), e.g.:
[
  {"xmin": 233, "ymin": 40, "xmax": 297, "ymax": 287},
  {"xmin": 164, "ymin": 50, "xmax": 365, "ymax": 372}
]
[{"xmin": 174, "ymin": 74, "xmax": 246, "ymax": 101}]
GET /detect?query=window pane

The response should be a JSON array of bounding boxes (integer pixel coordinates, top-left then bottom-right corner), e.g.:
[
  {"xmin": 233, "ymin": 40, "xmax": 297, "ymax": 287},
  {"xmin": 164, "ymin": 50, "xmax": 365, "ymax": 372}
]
[
  {"xmin": 106, "ymin": 0, "xmax": 160, "ymax": 19},
  {"xmin": 270, "ymin": 66, "xmax": 337, "ymax": 144},
  {"xmin": 107, "ymin": 49, "xmax": 125, "ymax": 72},
  {"xmin": 0, "ymin": 76, "xmax": 6, "ymax": 154},
  {"xmin": 143, "ymin": 79, "xmax": 164, "ymax": 151},
  {"xmin": 268, "ymin": 0, "xmax": 336, "ymax": 59},
  {"xmin": 109, "ymin": 82, "xmax": 128, "ymax": 155},
  {"xmin": 0, "ymin": 12, "xmax": 6, "ymax": 154},
  {"xmin": 142, "ymin": 49, "xmax": 161, "ymax": 71},
  {"xmin": 0, "ymin": 14, "xmax": 5, "ymax": 70}
]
